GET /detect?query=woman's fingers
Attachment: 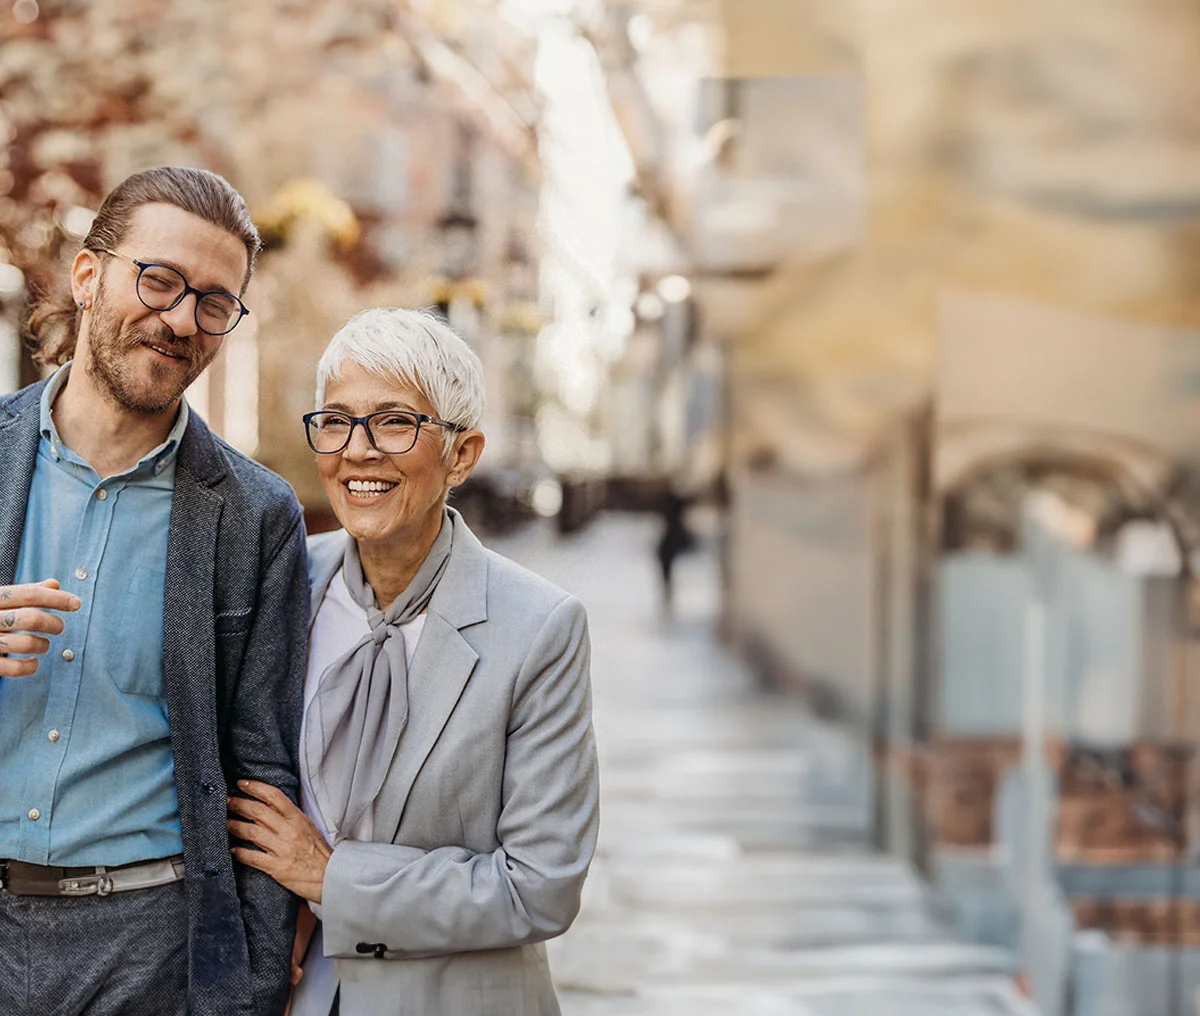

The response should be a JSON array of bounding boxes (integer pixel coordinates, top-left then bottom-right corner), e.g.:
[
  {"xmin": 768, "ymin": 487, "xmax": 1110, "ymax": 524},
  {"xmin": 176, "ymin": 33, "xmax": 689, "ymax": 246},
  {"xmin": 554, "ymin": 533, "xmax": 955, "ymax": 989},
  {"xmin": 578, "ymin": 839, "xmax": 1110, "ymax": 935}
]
[
  {"xmin": 232, "ymin": 846, "xmax": 277, "ymax": 874},
  {"xmin": 227, "ymin": 794, "xmax": 288, "ymax": 834},
  {"xmin": 228, "ymin": 785, "xmax": 331, "ymax": 903},
  {"xmin": 237, "ymin": 779, "xmax": 298, "ymax": 815},
  {"xmin": 227, "ymin": 817, "xmax": 273, "ymax": 846}
]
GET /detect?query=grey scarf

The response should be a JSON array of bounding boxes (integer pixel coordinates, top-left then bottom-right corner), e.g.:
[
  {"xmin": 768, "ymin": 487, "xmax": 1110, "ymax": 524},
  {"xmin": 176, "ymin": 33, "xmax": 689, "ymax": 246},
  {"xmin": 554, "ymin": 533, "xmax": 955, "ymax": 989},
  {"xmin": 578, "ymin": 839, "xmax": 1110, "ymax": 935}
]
[{"xmin": 304, "ymin": 510, "xmax": 456, "ymax": 842}]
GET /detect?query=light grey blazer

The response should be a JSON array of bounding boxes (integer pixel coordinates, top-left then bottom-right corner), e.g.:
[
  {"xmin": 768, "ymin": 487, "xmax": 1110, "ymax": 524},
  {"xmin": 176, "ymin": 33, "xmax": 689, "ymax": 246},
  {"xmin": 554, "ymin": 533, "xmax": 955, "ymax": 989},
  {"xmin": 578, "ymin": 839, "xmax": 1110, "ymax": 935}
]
[{"xmin": 294, "ymin": 510, "xmax": 599, "ymax": 1016}]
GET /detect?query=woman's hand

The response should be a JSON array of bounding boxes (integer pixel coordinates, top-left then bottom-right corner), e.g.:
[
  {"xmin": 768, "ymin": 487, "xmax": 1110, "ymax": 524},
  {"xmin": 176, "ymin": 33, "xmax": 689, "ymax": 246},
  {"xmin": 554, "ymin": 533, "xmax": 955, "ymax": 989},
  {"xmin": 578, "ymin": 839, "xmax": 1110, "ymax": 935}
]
[{"xmin": 227, "ymin": 780, "xmax": 332, "ymax": 903}]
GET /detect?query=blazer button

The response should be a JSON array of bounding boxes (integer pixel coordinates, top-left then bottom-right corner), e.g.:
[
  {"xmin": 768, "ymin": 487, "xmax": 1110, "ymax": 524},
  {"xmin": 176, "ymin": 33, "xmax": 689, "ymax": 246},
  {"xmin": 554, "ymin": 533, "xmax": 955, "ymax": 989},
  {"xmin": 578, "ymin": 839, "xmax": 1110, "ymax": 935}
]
[
  {"xmin": 355, "ymin": 942, "xmax": 388, "ymax": 959},
  {"xmin": 201, "ymin": 782, "xmax": 216, "ymax": 795}
]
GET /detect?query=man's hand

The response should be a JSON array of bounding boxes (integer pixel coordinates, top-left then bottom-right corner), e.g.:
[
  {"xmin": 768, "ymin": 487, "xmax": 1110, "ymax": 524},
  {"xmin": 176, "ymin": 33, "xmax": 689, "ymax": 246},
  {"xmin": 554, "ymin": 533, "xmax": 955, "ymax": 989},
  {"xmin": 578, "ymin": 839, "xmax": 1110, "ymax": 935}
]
[
  {"xmin": 228, "ymin": 780, "xmax": 333, "ymax": 904},
  {"xmin": 0, "ymin": 579, "xmax": 81, "ymax": 678}
]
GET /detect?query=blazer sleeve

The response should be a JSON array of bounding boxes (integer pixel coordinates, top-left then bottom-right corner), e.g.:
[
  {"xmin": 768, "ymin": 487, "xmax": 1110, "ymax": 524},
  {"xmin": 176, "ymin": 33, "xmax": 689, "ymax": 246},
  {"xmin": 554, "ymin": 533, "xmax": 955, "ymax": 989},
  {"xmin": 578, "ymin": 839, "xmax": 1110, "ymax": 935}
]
[
  {"xmin": 229, "ymin": 510, "xmax": 308, "ymax": 1014},
  {"xmin": 319, "ymin": 594, "xmax": 600, "ymax": 959}
]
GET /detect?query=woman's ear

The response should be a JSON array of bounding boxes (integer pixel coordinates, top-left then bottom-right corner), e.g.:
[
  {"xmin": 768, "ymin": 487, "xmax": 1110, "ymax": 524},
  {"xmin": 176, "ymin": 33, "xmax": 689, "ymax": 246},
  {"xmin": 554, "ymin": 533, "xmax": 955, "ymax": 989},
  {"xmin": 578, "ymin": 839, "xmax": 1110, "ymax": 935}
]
[{"xmin": 447, "ymin": 430, "xmax": 486, "ymax": 488}]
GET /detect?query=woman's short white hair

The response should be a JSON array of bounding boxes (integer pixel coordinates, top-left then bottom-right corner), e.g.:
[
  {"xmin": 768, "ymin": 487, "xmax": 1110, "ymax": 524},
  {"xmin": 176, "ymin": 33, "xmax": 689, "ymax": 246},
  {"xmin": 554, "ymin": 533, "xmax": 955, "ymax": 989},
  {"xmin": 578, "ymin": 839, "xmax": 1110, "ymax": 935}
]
[{"xmin": 315, "ymin": 308, "xmax": 485, "ymax": 452}]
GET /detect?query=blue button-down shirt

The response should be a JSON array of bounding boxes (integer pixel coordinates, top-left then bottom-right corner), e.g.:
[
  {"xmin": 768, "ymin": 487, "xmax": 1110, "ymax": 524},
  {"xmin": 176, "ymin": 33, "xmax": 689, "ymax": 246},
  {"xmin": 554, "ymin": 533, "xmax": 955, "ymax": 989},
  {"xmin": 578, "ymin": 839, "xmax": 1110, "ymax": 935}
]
[{"xmin": 0, "ymin": 363, "xmax": 188, "ymax": 865}]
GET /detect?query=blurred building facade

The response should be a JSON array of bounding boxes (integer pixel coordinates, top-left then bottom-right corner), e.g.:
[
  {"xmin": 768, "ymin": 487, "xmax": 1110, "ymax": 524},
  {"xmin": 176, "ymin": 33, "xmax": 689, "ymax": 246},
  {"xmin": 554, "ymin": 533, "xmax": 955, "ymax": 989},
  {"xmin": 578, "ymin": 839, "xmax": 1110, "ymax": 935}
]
[{"xmin": 589, "ymin": 4, "xmax": 1200, "ymax": 1012}]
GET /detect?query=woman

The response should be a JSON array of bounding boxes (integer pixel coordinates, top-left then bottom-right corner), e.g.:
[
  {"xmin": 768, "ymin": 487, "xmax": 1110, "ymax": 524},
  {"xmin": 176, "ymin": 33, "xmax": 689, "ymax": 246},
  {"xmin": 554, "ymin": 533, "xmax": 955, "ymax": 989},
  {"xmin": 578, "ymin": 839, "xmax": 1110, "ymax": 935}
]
[{"xmin": 227, "ymin": 308, "xmax": 599, "ymax": 1015}]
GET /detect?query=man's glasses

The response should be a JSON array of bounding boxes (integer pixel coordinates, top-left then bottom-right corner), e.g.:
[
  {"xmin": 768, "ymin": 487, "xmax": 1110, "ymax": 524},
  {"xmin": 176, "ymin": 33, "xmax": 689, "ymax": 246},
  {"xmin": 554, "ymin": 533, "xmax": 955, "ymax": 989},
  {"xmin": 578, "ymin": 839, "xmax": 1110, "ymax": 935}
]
[
  {"xmin": 303, "ymin": 410, "xmax": 467, "ymax": 455},
  {"xmin": 95, "ymin": 248, "xmax": 249, "ymax": 335}
]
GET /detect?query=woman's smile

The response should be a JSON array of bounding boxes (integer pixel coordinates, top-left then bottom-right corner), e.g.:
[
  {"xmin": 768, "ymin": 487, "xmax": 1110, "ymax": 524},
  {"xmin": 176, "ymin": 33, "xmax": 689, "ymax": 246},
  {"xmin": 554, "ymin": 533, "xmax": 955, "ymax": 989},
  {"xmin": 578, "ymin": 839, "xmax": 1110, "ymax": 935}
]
[{"xmin": 344, "ymin": 477, "xmax": 399, "ymax": 500}]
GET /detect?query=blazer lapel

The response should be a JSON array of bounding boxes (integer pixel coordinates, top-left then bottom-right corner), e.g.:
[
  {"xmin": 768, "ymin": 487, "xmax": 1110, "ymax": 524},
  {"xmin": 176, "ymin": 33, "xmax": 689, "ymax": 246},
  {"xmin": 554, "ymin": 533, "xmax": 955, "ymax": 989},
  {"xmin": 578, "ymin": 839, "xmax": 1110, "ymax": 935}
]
[
  {"xmin": 372, "ymin": 613, "xmax": 478, "ymax": 839},
  {"xmin": 0, "ymin": 390, "xmax": 43, "ymax": 584},
  {"xmin": 306, "ymin": 530, "xmax": 348, "ymax": 629}
]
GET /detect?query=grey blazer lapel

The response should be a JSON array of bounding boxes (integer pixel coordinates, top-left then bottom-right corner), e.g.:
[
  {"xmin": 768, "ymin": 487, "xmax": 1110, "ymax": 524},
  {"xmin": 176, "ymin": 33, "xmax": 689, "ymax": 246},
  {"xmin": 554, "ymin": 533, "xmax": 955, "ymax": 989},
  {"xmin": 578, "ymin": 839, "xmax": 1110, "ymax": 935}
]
[
  {"xmin": 372, "ymin": 510, "xmax": 490, "ymax": 839},
  {"xmin": 306, "ymin": 530, "xmax": 348, "ymax": 629},
  {"xmin": 0, "ymin": 388, "xmax": 44, "ymax": 584},
  {"xmin": 372, "ymin": 613, "xmax": 479, "ymax": 839}
]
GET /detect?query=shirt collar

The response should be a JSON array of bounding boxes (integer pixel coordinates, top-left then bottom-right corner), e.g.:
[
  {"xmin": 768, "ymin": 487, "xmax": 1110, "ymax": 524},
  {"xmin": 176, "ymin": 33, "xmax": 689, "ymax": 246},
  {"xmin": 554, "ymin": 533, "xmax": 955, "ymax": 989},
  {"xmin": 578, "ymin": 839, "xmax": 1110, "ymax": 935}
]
[{"xmin": 39, "ymin": 361, "xmax": 191, "ymax": 475}]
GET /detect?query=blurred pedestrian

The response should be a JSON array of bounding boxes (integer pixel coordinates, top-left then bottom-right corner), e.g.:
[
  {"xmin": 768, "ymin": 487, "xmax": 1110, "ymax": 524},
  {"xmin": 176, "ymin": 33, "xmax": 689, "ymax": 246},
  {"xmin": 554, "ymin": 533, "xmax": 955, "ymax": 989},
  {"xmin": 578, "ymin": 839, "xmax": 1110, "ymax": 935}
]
[
  {"xmin": 656, "ymin": 489, "xmax": 697, "ymax": 615},
  {"xmin": 0, "ymin": 166, "xmax": 306, "ymax": 1016}
]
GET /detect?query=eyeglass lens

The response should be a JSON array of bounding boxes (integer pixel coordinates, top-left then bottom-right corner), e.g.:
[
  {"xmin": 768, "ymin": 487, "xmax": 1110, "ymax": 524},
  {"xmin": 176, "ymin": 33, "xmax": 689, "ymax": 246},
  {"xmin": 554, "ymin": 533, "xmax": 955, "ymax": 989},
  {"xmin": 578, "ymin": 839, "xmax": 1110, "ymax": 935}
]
[{"xmin": 137, "ymin": 264, "xmax": 242, "ymax": 334}]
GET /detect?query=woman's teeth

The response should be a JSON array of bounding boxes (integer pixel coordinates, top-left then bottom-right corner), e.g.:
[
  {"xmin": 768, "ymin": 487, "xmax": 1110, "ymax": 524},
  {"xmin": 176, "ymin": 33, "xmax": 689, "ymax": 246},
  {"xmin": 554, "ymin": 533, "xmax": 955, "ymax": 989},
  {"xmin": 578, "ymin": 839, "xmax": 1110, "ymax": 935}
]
[{"xmin": 347, "ymin": 479, "xmax": 397, "ymax": 498}]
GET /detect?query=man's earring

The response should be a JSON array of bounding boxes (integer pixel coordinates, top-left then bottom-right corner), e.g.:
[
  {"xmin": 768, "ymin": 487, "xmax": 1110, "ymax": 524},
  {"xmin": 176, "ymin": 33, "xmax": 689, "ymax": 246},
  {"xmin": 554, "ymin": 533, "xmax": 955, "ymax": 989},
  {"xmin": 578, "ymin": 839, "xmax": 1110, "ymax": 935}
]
[{"xmin": 77, "ymin": 301, "xmax": 87, "ymax": 309}]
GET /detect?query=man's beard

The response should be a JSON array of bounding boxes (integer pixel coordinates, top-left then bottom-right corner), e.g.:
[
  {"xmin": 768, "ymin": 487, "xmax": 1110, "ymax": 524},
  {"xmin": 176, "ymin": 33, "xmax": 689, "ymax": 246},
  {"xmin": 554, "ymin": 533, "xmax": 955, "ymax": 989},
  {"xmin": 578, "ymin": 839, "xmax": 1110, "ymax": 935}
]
[{"xmin": 84, "ymin": 294, "xmax": 213, "ymax": 416}]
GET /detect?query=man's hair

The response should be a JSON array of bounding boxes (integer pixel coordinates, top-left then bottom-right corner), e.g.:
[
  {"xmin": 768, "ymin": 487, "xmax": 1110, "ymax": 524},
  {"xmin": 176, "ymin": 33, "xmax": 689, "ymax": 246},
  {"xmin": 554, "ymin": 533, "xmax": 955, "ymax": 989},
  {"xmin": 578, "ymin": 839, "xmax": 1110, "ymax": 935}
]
[
  {"xmin": 23, "ymin": 166, "xmax": 262, "ymax": 366},
  {"xmin": 315, "ymin": 308, "xmax": 486, "ymax": 456}
]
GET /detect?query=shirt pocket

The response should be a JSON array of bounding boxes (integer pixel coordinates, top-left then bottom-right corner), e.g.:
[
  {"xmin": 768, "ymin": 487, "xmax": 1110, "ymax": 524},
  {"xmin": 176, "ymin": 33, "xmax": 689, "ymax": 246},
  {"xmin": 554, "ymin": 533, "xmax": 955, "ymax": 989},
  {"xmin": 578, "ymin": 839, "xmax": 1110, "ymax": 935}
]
[{"xmin": 105, "ymin": 564, "xmax": 167, "ymax": 698}]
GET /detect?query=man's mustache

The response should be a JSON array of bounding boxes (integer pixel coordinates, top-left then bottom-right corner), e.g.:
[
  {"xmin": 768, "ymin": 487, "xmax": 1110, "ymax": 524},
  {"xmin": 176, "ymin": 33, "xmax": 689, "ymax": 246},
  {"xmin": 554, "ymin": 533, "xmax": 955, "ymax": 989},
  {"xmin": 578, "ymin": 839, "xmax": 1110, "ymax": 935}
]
[{"xmin": 125, "ymin": 324, "xmax": 196, "ymax": 361}]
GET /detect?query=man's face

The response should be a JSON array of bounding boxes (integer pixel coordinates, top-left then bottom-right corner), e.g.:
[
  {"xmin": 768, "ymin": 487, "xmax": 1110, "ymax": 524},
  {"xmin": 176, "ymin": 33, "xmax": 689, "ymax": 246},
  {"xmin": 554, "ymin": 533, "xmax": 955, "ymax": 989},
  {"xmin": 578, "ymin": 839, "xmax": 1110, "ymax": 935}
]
[{"xmin": 72, "ymin": 202, "xmax": 249, "ymax": 417}]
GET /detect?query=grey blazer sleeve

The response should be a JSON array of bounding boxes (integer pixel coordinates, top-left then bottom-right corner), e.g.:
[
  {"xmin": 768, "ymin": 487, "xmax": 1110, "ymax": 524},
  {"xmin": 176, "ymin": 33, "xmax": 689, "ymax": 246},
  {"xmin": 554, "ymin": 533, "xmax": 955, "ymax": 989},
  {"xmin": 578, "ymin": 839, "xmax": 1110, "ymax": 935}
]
[{"xmin": 320, "ymin": 595, "xmax": 599, "ymax": 958}]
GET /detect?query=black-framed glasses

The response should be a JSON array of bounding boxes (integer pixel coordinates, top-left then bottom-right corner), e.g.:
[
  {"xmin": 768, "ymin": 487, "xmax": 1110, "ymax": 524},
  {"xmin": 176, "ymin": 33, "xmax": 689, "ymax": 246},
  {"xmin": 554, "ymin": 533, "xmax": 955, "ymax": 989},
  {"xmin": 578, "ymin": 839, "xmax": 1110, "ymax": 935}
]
[
  {"xmin": 303, "ymin": 410, "xmax": 467, "ymax": 455},
  {"xmin": 95, "ymin": 248, "xmax": 249, "ymax": 335}
]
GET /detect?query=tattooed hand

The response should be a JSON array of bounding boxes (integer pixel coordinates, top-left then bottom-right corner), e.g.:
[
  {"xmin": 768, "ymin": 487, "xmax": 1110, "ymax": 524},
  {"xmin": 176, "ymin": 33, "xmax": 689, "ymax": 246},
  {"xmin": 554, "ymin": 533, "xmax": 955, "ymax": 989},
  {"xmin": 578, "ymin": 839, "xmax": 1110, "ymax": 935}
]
[{"xmin": 0, "ymin": 579, "xmax": 81, "ymax": 678}]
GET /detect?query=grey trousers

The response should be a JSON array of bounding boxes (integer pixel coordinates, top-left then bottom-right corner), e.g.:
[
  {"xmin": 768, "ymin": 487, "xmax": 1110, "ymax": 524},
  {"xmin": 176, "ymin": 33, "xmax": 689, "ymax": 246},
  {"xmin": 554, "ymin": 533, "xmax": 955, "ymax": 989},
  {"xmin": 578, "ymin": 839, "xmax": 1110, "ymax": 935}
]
[{"xmin": 0, "ymin": 880, "xmax": 188, "ymax": 1016}]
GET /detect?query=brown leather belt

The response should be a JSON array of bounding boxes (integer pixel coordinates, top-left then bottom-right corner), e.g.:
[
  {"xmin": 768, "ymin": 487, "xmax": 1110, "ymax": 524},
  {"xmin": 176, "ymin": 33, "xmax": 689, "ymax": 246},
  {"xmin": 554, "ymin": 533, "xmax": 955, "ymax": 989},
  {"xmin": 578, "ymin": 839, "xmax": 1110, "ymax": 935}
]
[{"xmin": 0, "ymin": 855, "xmax": 185, "ymax": 897}]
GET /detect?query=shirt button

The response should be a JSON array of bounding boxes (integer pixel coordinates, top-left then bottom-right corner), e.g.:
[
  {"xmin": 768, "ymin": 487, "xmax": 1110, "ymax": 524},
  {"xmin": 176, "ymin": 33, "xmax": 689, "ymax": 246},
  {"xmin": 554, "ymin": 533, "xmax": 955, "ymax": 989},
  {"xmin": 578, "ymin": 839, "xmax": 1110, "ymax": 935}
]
[
  {"xmin": 47, "ymin": 730, "xmax": 60, "ymax": 743},
  {"xmin": 96, "ymin": 489, "xmax": 108, "ymax": 501},
  {"xmin": 75, "ymin": 568, "xmax": 88, "ymax": 581},
  {"xmin": 27, "ymin": 808, "xmax": 40, "ymax": 822},
  {"xmin": 61, "ymin": 648, "xmax": 75, "ymax": 662}
]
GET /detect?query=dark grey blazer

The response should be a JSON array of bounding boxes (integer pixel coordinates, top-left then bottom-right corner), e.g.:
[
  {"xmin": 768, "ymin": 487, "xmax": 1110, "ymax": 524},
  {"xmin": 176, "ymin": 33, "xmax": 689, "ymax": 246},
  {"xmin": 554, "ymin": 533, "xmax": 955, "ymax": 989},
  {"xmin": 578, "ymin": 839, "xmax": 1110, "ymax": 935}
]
[{"xmin": 0, "ymin": 380, "xmax": 309, "ymax": 1016}]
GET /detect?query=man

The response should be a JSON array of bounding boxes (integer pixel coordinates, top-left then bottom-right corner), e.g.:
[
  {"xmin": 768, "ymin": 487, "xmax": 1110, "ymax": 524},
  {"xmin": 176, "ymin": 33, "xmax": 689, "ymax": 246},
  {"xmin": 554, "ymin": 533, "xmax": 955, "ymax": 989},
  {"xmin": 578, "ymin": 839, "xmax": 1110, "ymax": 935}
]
[{"xmin": 0, "ymin": 166, "xmax": 307, "ymax": 1016}]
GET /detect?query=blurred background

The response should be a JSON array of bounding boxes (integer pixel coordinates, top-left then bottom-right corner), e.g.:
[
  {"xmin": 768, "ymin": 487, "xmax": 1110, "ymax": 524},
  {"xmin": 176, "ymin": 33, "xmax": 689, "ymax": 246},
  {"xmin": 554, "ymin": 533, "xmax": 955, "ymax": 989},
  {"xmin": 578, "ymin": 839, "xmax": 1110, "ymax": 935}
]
[{"xmin": 6, "ymin": 1, "xmax": 1200, "ymax": 1013}]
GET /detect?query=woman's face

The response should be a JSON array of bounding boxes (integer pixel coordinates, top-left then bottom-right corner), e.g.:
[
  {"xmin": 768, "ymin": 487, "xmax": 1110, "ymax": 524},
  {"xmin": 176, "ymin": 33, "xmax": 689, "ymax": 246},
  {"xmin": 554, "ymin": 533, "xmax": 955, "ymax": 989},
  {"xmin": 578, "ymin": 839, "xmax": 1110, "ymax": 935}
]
[{"xmin": 316, "ymin": 361, "xmax": 475, "ymax": 554}]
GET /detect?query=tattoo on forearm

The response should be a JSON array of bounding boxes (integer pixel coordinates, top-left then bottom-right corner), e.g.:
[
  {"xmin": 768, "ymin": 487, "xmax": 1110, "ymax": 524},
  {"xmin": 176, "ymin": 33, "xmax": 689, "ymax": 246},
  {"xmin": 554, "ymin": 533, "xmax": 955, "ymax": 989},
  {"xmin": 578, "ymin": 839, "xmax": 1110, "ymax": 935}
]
[
  {"xmin": 0, "ymin": 589, "xmax": 10, "ymax": 602},
  {"xmin": 0, "ymin": 612, "xmax": 16, "ymax": 630}
]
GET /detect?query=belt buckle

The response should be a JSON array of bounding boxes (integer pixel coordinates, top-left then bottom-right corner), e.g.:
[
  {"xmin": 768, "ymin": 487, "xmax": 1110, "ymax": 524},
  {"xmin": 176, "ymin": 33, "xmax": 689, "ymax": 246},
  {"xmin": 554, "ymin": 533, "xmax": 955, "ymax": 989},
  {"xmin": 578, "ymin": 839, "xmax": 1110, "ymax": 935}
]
[{"xmin": 59, "ymin": 873, "xmax": 114, "ymax": 897}]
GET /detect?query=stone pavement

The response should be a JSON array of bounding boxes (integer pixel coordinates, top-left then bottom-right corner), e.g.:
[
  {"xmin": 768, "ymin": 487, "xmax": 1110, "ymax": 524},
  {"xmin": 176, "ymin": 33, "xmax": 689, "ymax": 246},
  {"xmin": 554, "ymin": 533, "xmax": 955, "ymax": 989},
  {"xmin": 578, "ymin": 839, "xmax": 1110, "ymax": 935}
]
[{"xmin": 489, "ymin": 512, "xmax": 1036, "ymax": 1016}]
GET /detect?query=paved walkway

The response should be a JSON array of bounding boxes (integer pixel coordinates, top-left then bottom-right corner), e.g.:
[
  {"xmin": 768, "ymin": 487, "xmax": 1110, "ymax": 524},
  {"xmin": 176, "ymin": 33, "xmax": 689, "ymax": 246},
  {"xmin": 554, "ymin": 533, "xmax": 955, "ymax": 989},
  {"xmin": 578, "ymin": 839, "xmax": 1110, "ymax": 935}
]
[{"xmin": 490, "ymin": 512, "xmax": 1035, "ymax": 1016}]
